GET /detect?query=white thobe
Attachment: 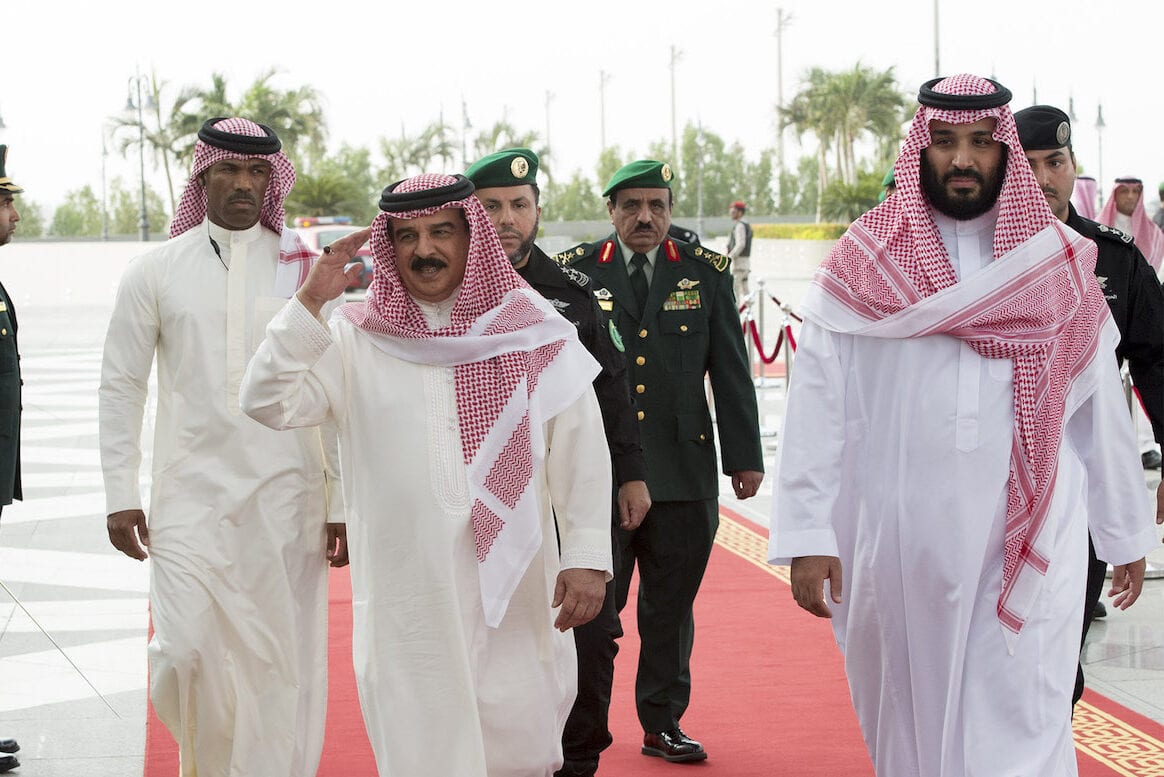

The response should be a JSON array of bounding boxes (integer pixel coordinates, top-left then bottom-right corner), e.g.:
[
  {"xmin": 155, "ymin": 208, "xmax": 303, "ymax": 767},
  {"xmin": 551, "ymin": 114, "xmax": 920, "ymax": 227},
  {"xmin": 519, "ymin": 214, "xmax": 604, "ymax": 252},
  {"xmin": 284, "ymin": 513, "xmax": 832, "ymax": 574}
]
[
  {"xmin": 99, "ymin": 220, "xmax": 341, "ymax": 777},
  {"xmin": 240, "ymin": 296, "xmax": 614, "ymax": 777},
  {"xmin": 769, "ymin": 210, "xmax": 1157, "ymax": 777}
]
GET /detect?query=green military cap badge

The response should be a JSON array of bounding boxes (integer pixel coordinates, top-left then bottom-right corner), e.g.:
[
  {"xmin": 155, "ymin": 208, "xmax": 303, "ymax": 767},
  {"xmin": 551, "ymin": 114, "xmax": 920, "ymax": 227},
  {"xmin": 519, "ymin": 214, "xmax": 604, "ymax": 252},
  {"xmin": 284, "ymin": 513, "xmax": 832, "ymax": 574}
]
[
  {"xmin": 602, "ymin": 159, "xmax": 674, "ymax": 197},
  {"xmin": 0, "ymin": 145, "xmax": 24, "ymax": 194},
  {"xmin": 465, "ymin": 147, "xmax": 539, "ymax": 188}
]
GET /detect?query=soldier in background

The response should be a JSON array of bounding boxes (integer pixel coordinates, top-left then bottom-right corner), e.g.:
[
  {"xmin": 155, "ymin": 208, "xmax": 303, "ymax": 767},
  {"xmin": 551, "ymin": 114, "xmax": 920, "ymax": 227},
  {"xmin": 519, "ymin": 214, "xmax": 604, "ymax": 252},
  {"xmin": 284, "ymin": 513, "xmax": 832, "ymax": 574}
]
[
  {"xmin": 560, "ymin": 160, "xmax": 763, "ymax": 767},
  {"xmin": 465, "ymin": 148, "xmax": 650, "ymax": 777}
]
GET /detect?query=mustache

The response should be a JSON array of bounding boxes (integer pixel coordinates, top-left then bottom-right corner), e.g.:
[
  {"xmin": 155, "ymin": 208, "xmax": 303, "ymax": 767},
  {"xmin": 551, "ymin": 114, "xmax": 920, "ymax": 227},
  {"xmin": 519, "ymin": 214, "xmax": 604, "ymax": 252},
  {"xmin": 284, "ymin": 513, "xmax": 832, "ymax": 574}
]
[
  {"xmin": 633, "ymin": 223, "xmax": 655, "ymax": 232},
  {"xmin": 228, "ymin": 193, "xmax": 258, "ymax": 205},
  {"xmin": 943, "ymin": 168, "xmax": 984, "ymax": 185},
  {"xmin": 410, "ymin": 256, "xmax": 447, "ymax": 272},
  {"xmin": 497, "ymin": 228, "xmax": 524, "ymax": 239}
]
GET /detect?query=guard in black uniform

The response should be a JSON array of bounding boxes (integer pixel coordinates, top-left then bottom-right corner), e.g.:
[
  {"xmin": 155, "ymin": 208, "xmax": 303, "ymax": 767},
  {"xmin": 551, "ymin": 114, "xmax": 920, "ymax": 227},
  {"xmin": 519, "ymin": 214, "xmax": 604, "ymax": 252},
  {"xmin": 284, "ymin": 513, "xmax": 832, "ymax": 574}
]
[
  {"xmin": 465, "ymin": 148, "xmax": 650, "ymax": 777},
  {"xmin": 0, "ymin": 146, "xmax": 25, "ymax": 774},
  {"xmin": 558, "ymin": 160, "xmax": 764, "ymax": 766},
  {"xmin": 1016, "ymin": 105, "xmax": 1164, "ymax": 707}
]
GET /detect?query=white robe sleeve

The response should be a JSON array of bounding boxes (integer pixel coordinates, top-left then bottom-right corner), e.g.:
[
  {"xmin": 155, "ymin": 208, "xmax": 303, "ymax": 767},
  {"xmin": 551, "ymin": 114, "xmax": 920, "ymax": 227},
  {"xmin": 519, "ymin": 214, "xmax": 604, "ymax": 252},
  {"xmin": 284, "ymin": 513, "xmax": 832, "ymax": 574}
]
[
  {"xmin": 240, "ymin": 295, "xmax": 347, "ymax": 431},
  {"xmin": 768, "ymin": 319, "xmax": 849, "ymax": 564},
  {"xmin": 1067, "ymin": 347, "xmax": 1158, "ymax": 565},
  {"xmin": 99, "ymin": 256, "xmax": 158, "ymax": 515},
  {"xmin": 545, "ymin": 387, "xmax": 613, "ymax": 577}
]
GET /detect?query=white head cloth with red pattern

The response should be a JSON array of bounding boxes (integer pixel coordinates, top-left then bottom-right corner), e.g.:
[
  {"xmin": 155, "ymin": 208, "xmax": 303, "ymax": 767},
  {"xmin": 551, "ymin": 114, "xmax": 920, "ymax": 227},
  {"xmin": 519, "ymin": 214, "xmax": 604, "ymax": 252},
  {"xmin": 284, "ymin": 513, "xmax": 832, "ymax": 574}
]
[
  {"xmin": 1097, "ymin": 177, "xmax": 1164, "ymax": 272},
  {"xmin": 339, "ymin": 173, "xmax": 599, "ymax": 628},
  {"xmin": 803, "ymin": 74, "xmax": 1112, "ymax": 649},
  {"xmin": 170, "ymin": 117, "xmax": 314, "ymax": 292}
]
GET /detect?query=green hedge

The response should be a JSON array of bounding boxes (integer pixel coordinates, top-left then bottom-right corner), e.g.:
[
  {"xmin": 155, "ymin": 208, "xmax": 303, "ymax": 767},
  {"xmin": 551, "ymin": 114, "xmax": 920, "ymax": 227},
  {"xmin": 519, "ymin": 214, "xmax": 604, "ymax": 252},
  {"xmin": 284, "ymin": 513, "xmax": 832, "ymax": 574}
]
[{"xmin": 753, "ymin": 223, "xmax": 848, "ymax": 240}]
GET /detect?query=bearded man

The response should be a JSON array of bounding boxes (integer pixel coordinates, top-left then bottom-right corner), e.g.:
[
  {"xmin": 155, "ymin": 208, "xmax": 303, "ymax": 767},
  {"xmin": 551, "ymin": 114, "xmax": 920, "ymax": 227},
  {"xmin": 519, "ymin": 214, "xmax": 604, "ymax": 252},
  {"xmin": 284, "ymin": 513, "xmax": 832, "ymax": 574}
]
[
  {"xmin": 769, "ymin": 75, "xmax": 1156, "ymax": 777},
  {"xmin": 100, "ymin": 117, "xmax": 347, "ymax": 777},
  {"xmin": 241, "ymin": 173, "xmax": 613, "ymax": 776},
  {"xmin": 1098, "ymin": 175, "xmax": 1164, "ymax": 272}
]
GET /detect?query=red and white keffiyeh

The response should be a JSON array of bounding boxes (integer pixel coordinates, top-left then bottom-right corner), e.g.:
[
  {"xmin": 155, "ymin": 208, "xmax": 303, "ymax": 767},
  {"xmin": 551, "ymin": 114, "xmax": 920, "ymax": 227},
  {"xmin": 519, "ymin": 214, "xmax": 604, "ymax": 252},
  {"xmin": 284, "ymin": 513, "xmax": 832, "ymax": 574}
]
[
  {"xmin": 1097, "ymin": 178, "xmax": 1164, "ymax": 271},
  {"xmin": 1072, "ymin": 176, "xmax": 1099, "ymax": 221},
  {"xmin": 805, "ymin": 74, "xmax": 1111, "ymax": 643},
  {"xmin": 339, "ymin": 173, "xmax": 599, "ymax": 627},
  {"xmin": 170, "ymin": 117, "xmax": 313, "ymax": 289}
]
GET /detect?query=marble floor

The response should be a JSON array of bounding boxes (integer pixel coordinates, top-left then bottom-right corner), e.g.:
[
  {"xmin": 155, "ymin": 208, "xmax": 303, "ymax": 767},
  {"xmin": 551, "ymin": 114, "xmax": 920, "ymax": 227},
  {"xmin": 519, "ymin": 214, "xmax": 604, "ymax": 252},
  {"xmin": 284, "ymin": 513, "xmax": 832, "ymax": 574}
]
[{"xmin": 0, "ymin": 299, "xmax": 1162, "ymax": 777}]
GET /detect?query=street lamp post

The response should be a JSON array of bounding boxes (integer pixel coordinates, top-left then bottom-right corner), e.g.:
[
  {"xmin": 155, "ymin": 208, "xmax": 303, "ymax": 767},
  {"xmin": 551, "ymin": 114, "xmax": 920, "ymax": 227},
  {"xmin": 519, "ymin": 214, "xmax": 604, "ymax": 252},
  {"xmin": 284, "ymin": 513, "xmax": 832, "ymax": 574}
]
[
  {"xmin": 101, "ymin": 128, "xmax": 110, "ymax": 241},
  {"xmin": 126, "ymin": 71, "xmax": 151, "ymax": 242},
  {"xmin": 1095, "ymin": 102, "xmax": 1106, "ymax": 203}
]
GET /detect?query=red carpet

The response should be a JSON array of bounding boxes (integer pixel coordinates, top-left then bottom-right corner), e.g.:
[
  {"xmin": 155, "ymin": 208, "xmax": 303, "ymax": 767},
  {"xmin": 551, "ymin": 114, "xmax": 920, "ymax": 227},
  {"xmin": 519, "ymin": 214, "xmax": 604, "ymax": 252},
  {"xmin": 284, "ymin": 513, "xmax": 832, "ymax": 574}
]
[{"xmin": 145, "ymin": 510, "xmax": 1164, "ymax": 776}]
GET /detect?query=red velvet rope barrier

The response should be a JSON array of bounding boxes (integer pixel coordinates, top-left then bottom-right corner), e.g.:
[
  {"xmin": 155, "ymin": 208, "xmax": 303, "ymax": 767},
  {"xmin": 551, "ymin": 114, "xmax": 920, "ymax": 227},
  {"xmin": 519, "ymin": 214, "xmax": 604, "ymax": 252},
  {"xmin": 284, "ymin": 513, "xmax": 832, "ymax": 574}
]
[
  {"xmin": 739, "ymin": 288, "xmax": 802, "ymax": 363},
  {"xmin": 747, "ymin": 319, "xmax": 784, "ymax": 364}
]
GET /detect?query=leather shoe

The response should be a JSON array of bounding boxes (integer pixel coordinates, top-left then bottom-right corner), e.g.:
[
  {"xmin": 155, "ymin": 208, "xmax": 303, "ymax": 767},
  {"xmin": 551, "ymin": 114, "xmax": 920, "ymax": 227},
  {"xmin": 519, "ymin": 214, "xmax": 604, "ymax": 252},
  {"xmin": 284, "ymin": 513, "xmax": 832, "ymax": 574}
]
[
  {"xmin": 642, "ymin": 727, "xmax": 707, "ymax": 762},
  {"xmin": 1143, "ymin": 449, "xmax": 1162, "ymax": 470},
  {"xmin": 1093, "ymin": 600, "xmax": 1108, "ymax": 620},
  {"xmin": 0, "ymin": 754, "xmax": 18, "ymax": 774},
  {"xmin": 0, "ymin": 740, "xmax": 16, "ymax": 754}
]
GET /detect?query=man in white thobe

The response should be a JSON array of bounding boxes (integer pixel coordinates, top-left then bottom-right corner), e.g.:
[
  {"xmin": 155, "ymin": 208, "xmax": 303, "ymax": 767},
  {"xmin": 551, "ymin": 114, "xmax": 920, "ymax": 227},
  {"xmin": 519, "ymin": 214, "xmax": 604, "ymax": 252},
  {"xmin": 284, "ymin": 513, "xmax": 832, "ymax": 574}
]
[
  {"xmin": 768, "ymin": 75, "xmax": 1158, "ymax": 777},
  {"xmin": 241, "ymin": 173, "xmax": 613, "ymax": 777},
  {"xmin": 100, "ymin": 118, "xmax": 347, "ymax": 777}
]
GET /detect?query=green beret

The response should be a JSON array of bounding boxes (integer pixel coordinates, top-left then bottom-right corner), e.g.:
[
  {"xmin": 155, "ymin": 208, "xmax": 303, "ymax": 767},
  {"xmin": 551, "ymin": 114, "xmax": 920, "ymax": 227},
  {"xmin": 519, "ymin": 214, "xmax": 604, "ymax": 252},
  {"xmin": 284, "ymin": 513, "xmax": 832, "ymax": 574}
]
[
  {"xmin": 465, "ymin": 147, "xmax": 538, "ymax": 189},
  {"xmin": 602, "ymin": 159, "xmax": 674, "ymax": 197},
  {"xmin": 1013, "ymin": 105, "xmax": 1072, "ymax": 151},
  {"xmin": 881, "ymin": 168, "xmax": 895, "ymax": 187},
  {"xmin": 0, "ymin": 145, "xmax": 23, "ymax": 194}
]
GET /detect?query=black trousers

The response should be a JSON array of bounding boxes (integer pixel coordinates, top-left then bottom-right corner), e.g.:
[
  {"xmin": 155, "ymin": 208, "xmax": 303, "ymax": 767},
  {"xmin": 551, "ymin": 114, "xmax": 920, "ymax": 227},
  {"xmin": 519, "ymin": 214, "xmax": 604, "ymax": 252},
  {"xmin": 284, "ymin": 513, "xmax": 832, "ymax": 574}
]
[
  {"xmin": 1073, "ymin": 534, "xmax": 1109, "ymax": 706},
  {"xmin": 559, "ymin": 571, "xmax": 623, "ymax": 773},
  {"xmin": 614, "ymin": 498, "xmax": 718, "ymax": 733}
]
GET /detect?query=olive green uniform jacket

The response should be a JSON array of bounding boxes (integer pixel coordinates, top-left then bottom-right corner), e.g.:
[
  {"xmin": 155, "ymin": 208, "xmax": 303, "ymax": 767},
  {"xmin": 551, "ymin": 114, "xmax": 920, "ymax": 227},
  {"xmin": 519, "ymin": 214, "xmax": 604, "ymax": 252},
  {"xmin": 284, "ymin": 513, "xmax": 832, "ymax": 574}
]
[{"xmin": 558, "ymin": 236, "xmax": 763, "ymax": 500}]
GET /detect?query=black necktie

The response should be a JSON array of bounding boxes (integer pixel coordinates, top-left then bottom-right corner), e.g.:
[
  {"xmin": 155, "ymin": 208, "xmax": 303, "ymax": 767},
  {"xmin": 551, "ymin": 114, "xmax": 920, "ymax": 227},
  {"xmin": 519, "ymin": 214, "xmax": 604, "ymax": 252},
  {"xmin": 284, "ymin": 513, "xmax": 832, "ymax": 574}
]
[{"xmin": 630, "ymin": 252, "xmax": 650, "ymax": 313}]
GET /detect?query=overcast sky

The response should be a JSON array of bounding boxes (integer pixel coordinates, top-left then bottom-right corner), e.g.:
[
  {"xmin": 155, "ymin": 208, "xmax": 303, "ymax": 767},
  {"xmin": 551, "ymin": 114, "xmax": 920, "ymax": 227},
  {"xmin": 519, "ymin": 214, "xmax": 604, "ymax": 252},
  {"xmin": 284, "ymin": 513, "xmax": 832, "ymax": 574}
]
[{"xmin": 4, "ymin": 0, "xmax": 1162, "ymax": 217}]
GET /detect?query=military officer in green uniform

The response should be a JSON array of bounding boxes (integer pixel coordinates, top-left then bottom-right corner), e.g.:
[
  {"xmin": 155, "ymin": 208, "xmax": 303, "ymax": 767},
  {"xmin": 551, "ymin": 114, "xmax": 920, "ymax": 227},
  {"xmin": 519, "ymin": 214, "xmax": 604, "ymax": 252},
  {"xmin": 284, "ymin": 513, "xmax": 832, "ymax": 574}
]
[
  {"xmin": 465, "ymin": 148, "xmax": 651, "ymax": 777},
  {"xmin": 557, "ymin": 160, "xmax": 764, "ymax": 766},
  {"xmin": 0, "ymin": 146, "xmax": 25, "ymax": 774}
]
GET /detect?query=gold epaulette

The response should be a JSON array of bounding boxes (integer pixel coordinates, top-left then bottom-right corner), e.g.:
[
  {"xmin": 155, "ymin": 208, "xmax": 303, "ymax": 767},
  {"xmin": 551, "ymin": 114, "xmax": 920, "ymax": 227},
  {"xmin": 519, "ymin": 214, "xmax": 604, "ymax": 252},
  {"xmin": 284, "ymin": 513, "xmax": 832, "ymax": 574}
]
[
  {"xmin": 552, "ymin": 246, "xmax": 587, "ymax": 266},
  {"xmin": 692, "ymin": 245, "xmax": 730, "ymax": 272}
]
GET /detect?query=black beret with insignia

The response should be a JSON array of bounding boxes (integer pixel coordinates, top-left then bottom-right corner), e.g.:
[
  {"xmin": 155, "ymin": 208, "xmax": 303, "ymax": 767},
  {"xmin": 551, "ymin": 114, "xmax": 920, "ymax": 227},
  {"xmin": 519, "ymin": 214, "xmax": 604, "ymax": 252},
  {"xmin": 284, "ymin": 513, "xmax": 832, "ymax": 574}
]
[{"xmin": 1014, "ymin": 105, "xmax": 1072, "ymax": 151}]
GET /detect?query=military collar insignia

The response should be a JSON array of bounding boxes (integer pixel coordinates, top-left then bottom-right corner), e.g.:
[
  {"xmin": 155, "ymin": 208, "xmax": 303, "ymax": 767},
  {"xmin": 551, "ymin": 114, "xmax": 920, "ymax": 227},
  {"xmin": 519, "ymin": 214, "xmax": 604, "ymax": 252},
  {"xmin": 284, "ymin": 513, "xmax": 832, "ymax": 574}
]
[
  {"xmin": 598, "ymin": 240, "xmax": 617, "ymax": 264},
  {"xmin": 593, "ymin": 287, "xmax": 614, "ymax": 300},
  {"xmin": 1096, "ymin": 276, "xmax": 1108, "ymax": 290},
  {"xmin": 664, "ymin": 239, "xmax": 681, "ymax": 262},
  {"xmin": 676, "ymin": 278, "xmax": 700, "ymax": 290}
]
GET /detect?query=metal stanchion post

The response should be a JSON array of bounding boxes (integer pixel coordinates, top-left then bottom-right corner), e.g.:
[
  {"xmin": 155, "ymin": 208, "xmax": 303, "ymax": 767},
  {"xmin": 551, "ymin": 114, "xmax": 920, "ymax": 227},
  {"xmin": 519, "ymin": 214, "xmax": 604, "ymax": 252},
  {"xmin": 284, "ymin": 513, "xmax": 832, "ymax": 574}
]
[
  {"xmin": 744, "ymin": 294, "xmax": 756, "ymax": 384},
  {"xmin": 780, "ymin": 301, "xmax": 794, "ymax": 392},
  {"xmin": 756, "ymin": 279, "xmax": 767, "ymax": 388}
]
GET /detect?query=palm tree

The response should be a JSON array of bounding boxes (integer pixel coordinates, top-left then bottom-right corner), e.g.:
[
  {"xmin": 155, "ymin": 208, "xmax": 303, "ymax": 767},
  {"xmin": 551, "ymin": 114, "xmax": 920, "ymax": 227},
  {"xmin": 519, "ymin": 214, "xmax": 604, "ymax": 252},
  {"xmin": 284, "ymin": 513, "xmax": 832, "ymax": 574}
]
[
  {"xmin": 781, "ymin": 64, "xmax": 907, "ymax": 221},
  {"xmin": 781, "ymin": 68, "xmax": 839, "ymax": 221},
  {"xmin": 378, "ymin": 121, "xmax": 457, "ymax": 181}
]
